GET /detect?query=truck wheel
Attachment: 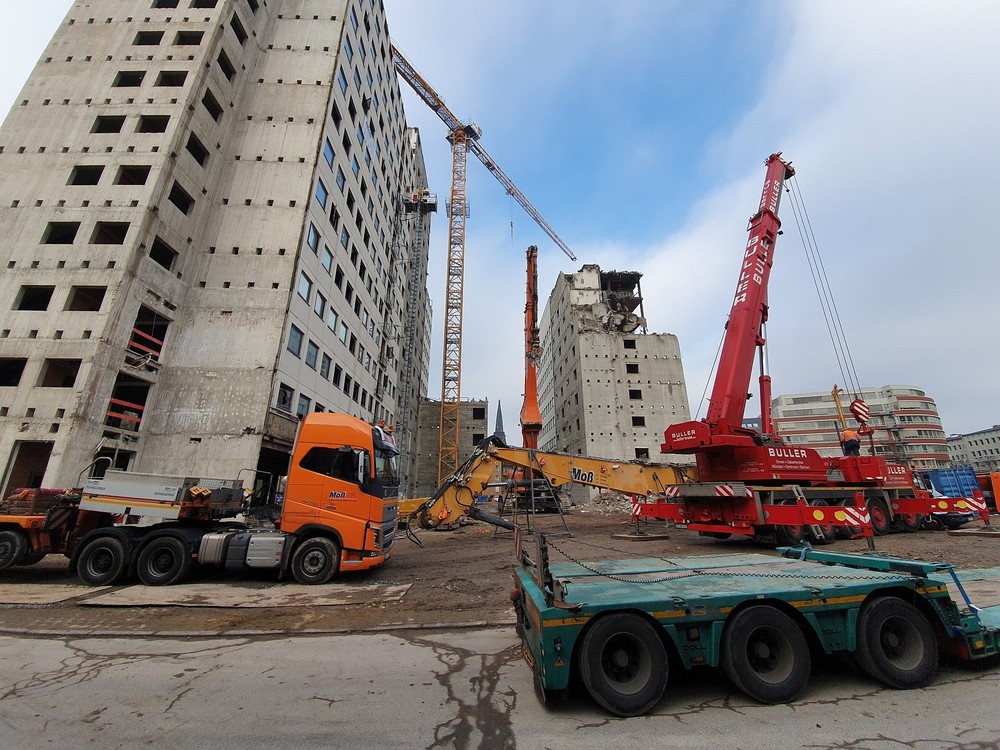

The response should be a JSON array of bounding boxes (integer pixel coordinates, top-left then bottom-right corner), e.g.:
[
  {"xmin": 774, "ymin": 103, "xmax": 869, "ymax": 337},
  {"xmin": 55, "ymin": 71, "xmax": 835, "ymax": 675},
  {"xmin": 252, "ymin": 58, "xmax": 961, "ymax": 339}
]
[
  {"xmin": 721, "ymin": 605, "xmax": 811, "ymax": 703},
  {"xmin": 0, "ymin": 529, "xmax": 29, "ymax": 569},
  {"xmin": 578, "ymin": 613, "xmax": 668, "ymax": 716},
  {"xmin": 897, "ymin": 513, "xmax": 923, "ymax": 533},
  {"xmin": 291, "ymin": 538, "xmax": 341, "ymax": 585},
  {"xmin": 76, "ymin": 536, "xmax": 128, "ymax": 585},
  {"xmin": 865, "ymin": 497, "xmax": 891, "ymax": 536},
  {"xmin": 855, "ymin": 597, "xmax": 937, "ymax": 689},
  {"xmin": 773, "ymin": 500, "xmax": 805, "ymax": 546},
  {"xmin": 136, "ymin": 537, "xmax": 192, "ymax": 586}
]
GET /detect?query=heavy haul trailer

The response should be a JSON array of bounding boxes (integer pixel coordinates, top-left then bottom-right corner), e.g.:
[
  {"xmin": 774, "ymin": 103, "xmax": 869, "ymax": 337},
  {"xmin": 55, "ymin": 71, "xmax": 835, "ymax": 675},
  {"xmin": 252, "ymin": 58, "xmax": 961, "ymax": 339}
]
[
  {"xmin": 510, "ymin": 536, "xmax": 1000, "ymax": 716},
  {"xmin": 0, "ymin": 413, "xmax": 400, "ymax": 585}
]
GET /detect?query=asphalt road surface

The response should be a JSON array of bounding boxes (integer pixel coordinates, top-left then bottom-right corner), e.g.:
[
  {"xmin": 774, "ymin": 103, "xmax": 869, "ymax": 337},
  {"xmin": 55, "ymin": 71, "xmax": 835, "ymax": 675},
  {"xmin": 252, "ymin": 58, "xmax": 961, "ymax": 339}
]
[{"xmin": 2, "ymin": 628, "xmax": 999, "ymax": 750}]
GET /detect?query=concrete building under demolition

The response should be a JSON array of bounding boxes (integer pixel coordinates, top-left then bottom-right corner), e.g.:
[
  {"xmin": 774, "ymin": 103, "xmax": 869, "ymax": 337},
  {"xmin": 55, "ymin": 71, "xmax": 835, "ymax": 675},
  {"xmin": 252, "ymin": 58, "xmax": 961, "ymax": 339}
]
[
  {"xmin": 537, "ymin": 265, "xmax": 691, "ymax": 501},
  {"xmin": 0, "ymin": 0, "xmax": 433, "ymax": 496},
  {"xmin": 410, "ymin": 398, "xmax": 489, "ymax": 499}
]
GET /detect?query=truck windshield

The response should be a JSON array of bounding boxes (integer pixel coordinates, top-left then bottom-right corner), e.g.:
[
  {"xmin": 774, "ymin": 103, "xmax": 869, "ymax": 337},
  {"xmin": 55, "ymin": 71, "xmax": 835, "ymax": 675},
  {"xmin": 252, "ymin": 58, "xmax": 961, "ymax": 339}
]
[{"xmin": 374, "ymin": 449, "xmax": 398, "ymax": 482}]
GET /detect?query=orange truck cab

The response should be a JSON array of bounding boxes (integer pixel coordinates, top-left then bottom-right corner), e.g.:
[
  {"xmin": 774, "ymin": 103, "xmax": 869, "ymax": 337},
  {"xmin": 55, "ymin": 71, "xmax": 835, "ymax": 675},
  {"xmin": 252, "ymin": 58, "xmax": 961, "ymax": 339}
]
[{"xmin": 278, "ymin": 413, "xmax": 400, "ymax": 573}]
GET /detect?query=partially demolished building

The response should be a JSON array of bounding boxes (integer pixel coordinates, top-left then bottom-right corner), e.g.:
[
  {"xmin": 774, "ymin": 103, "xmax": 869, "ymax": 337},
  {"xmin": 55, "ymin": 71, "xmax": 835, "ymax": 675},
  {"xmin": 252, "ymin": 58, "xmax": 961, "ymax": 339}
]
[{"xmin": 537, "ymin": 266, "xmax": 690, "ymax": 486}]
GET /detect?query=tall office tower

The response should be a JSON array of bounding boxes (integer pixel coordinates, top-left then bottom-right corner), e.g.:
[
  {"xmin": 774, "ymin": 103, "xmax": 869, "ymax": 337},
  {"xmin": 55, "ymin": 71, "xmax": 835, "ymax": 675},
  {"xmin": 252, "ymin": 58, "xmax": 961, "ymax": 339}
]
[
  {"xmin": 0, "ymin": 0, "xmax": 433, "ymax": 496},
  {"xmin": 537, "ymin": 265, "xmax": 691, "ymax": 501}
]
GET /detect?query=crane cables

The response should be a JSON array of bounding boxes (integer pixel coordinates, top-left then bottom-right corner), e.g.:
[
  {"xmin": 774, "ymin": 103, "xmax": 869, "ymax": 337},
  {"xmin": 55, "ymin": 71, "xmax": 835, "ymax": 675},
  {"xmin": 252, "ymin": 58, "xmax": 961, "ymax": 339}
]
[{"xmin": 783, "ymin": 176, "xmax": 864, "ymax": 401}]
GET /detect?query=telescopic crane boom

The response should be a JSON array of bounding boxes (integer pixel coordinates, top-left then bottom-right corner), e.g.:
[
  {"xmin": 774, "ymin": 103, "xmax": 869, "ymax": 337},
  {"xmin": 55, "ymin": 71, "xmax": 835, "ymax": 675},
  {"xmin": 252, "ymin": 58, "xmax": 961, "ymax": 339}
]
[{"xmin": 391, "ymin": 43, "xmax": 575, "ymax": 484}]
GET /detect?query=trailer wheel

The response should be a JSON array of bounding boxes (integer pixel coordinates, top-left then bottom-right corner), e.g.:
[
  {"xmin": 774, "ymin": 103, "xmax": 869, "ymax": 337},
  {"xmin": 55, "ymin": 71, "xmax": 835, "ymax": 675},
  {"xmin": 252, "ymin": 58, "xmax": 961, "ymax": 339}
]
[
  {"xmin": 18, "ymin": 551, "xmax": 47, "ymax": 566},
  {"xmin": 136, "ymin": 537, "xmax": 192, "ymax": 586},
  {"xmin": 865, "ymin": 497, "xmax": 892, "ymax": 536},
  {"xmin": 291, "ymin": 538, "xmax": 341, "ymax": 585},
  {"xmin": 722, "ymin": 605, "xmax": 811, "ymax": 703},
  {"xmin": 76, "ymin": 536, "xmax": 128, "ymax": 585},
  {"xmin": 0, "ymin": 529, "xmax": 29, "ymax": 569},
  {"xmin": 578, "ymin": 613, "xmax": 668, "ymax": 717},
  {"xmin": 855, "ymin": 597, "xmax": 937, "ymax": 689}
]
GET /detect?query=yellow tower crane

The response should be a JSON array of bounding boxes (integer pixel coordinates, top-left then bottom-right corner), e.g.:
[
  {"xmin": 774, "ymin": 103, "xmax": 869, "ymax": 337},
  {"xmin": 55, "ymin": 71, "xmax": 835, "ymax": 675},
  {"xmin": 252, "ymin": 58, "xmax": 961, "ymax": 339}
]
[{"xmin": 391, "ymin": 43, "xmax": 576, "ymax": 484}]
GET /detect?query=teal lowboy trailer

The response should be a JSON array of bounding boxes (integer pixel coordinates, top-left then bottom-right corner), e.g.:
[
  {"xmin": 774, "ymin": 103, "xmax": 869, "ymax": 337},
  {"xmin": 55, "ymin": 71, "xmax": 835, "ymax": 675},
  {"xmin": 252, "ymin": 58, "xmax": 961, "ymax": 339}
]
[{"xmin": 510, "ymin": 537, "xmax": 1000, "ymax": 716}]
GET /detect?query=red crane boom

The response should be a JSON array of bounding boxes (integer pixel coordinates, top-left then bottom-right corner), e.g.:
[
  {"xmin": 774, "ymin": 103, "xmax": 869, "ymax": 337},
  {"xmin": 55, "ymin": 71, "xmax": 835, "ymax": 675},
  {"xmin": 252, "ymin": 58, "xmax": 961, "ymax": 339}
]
[{"xmin": 662, "ymin": 153, "xmax": 794, "ymax": 455}]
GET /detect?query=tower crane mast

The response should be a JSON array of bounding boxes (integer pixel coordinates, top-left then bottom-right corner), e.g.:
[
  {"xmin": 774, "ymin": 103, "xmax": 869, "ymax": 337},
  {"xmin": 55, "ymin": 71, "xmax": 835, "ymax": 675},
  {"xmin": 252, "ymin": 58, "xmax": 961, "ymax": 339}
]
[{"xmin": 391, "ymin": 43, "xmax": 575, "ymax": 483}]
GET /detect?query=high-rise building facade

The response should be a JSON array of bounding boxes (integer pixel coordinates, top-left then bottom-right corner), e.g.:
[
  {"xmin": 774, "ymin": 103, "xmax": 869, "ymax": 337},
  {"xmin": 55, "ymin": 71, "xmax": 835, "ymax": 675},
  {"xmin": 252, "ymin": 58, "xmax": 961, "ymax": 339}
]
[
  {"xmin": 537, "ymin": 265, "xmax": 691, "ymax": 501},
  {"xmin": 0, "ymin": 0, "xmax": 432, "ymax": 496},
  {"xmin": 771, "ymin": 385, "xmax": 949, "ymax": 469}
]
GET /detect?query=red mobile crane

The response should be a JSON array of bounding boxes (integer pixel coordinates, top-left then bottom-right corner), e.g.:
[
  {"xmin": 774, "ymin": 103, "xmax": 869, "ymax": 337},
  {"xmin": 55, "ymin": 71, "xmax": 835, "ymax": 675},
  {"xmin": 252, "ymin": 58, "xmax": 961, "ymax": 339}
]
[{"xmin": 647, "ymin": 154, "xmax": 987, "ymax": 541}]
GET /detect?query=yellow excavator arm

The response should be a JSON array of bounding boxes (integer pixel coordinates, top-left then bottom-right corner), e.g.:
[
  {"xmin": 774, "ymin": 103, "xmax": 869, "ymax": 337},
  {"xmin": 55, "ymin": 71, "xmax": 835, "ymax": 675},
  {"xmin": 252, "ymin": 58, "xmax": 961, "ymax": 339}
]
[{"xmin": 410, "ymin": 437, "xmax": 693, "ymax": 531}]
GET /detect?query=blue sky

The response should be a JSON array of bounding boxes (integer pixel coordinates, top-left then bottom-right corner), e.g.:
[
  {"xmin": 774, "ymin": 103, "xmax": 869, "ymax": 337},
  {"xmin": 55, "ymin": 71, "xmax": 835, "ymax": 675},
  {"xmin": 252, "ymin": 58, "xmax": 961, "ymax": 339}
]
[{"xmin": 4, "ymin": 2, "xmax": 998, "ymax": 440}]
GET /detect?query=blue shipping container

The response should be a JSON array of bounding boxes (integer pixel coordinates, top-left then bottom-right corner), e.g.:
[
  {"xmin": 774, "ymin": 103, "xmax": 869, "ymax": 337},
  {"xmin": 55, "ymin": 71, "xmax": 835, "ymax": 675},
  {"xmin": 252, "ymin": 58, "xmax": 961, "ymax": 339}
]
[{"xmin": 923, "ymin": 467, "xmax": 979, "ymax": 497}]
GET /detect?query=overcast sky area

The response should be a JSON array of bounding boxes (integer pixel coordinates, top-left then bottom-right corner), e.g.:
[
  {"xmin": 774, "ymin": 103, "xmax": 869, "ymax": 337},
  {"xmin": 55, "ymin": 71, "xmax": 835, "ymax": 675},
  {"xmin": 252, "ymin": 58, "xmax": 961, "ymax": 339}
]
[{"xmin": 3, "ymin": 2, "xmax": 997, "ymax": 440}]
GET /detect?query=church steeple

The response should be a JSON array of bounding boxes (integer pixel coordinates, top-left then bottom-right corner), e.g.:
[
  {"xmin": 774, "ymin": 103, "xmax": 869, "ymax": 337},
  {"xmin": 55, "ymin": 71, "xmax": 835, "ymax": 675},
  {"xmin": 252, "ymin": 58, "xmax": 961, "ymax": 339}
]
[{"xmin": 493, "ymin": 401, "xmax": 506, "ymax": 443}]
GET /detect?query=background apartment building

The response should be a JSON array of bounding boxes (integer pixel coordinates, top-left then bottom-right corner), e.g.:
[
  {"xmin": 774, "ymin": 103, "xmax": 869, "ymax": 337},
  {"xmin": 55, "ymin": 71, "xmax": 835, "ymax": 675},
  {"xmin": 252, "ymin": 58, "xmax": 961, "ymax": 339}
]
[
  {"xmin": 771, "ymin": 385, "xmax": 949, "ymax": 469},
  {"xmin": 537, "ymin": 265, "xmax": 691, "ymax": 502},
  {"xmin": 947, "ymin": 426, "xmax": 1000, "ymax": 472},
  {"xmin": 0, "ymin": 0, "xmax": 433, "ymax": 497}
]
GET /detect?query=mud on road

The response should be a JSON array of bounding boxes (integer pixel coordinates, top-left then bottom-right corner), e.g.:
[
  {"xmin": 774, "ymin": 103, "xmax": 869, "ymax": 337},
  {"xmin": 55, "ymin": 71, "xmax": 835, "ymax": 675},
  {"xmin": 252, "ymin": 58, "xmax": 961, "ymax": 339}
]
[{"xmin": 1, "ymin": 507, "xmax": 998, "ymax": 636}]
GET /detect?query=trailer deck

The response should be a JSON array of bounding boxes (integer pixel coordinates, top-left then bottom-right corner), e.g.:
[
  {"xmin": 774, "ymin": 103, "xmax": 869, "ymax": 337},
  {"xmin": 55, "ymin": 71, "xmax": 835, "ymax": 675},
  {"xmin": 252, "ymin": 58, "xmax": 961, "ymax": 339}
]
[{"xmin": 512, "ymin": 539, "xmax": 1000, "ymax": 716}]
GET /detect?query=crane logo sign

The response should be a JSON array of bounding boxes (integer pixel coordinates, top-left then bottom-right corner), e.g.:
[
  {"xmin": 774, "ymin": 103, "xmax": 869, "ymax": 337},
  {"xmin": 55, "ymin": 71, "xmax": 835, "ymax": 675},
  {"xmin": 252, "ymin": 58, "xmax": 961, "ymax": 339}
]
[
  {"xmin": 570, "ymin": 467, "xmax": 596, "ymax": 484},
  {"xmin": 733, "ymin": 234, "xmax": 771, "ymax": 309}
]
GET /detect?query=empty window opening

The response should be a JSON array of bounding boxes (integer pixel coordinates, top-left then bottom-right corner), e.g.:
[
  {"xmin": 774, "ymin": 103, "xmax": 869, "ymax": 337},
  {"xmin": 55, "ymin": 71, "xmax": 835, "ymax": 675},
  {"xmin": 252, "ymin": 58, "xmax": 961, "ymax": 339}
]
[
  {"xmin": 623, "ymin": 339, "xmax": 637, "ymax": 350},
  {"xmin": 92, "ymin": 115, "xmax": 126, "ymax": 133},
  {"xmin": 631, "ymin": 416, "xmax": 646, "ymax": 427},
  {"xmin": 136, "ymin": 114, "xmax": 170, "ymax": 133},
  {"xmin": 115, "ymin": 164, "xmax": 151, "ymax": 185},
  {"xmin": 149, "ymin": 236, "xmax": 178, "ymax": 270},
  {"xmin": 15, "ymin": 286, "xmax": 55, "ymax": 311},
  {"xmin": 105, "ymin": 373, "xmax": 151, "ymax": 433},
  {"xmin": 66, "ymin": 286, "xmax": 107, "ymax": 312},
  {"xmin": 42, "ymin": 222, "xmax": 80, "ymax": 244},
  {"xmin": 0, "ymin": 358, "xmax": 28, "ymax": 387},
  {"xmin": 38, "ymin": 359, "xmax": 82, "ymax": 388},
  {"xmin": 113, "ymin": 70, "xmax": 146, "ymax": 87},
  {"xmin": 152, "ymin": 0, "xmax": 179, "ymax": 7},
  {"xmin": 626, "ymin": 363, "xmax": 639, "ymax": 374},
  {"xmin": 246, "ymin": 0, "xmax": 259, "ymax": 12},
  {"xmin": 155, "ymin": 70, "xmax": 188, "ymax": 87},
  {"xmin": 629, "ymin": 389, "xmax": 643, "ymax": 400},
  {"xmin": 216, "ymin": 50, "xmax": 236, "ymax": 81},
  {"xmin": 635, "ymin": 448, "xmax": 650, "ymax": 460},
  {"xmin": 128, "ymin": 305, "xmax": 169, "ymax": 364},
  {"xmin": 91, "ymin": 222, "xmax": 130, "ymax": 244},
  {"xmin": 134, "ymin": 30, "xmax": 164, "ymax": 45},
  {"xmin": 68, "ymin": 165, "xmax": 104, "ymax": 185},
  {"xmin": 168, "ymin": 181, "xmax": 195, "ymax": 214},
  {"xmin": 472, "ymin": 407, "xmax": 486, "ymax": 420},
  {"xmin": 201, "ymin": 89, "xmax": 223, "ymax": 120},
  {"xmin": 174, "ymin": 30, "xmax": 204, "ymax": 45},
  {"xmin": 229, "ymin": 14, "xmax": 248, "ymax": 45},
  {"xmin": 185, "ymin": 132, "xmax": 209, "ymax": 165},
  {"xmin": 191, "ymin": 0, "xmax": 218, "ymax": 7}
]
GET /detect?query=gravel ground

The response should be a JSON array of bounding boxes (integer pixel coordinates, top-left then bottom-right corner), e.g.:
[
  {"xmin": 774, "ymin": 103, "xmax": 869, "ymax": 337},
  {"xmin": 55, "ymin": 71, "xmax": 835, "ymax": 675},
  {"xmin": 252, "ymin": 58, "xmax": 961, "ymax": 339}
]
[{"xmin": 1, "ymin": 504, "xmax": 998, "ymax": 636}]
